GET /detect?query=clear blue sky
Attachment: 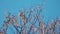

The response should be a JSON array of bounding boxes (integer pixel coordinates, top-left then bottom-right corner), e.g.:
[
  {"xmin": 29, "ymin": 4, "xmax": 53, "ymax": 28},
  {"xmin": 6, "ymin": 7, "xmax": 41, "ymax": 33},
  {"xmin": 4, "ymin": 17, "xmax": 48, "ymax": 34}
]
[{"xmin": 0, "ymin": 0, "xmax": 60, "ymax": 34}]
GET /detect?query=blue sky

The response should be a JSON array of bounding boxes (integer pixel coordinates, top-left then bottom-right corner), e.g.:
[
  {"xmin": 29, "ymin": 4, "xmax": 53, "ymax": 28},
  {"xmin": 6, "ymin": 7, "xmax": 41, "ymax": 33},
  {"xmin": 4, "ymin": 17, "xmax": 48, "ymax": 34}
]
[{"xmin": 0, "ymin": 0, "xmax": 60, "ymax": 34}]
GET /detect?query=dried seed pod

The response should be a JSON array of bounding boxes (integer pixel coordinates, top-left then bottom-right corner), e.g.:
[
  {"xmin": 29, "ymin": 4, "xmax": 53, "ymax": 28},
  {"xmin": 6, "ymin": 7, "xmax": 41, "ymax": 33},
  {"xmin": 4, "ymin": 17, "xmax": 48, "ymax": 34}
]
[
  {"xmin": 39, "ymin": 21, "xmax": 44, "ymax": 34},
  {"xmin": 12, "ymin": 19, "xmax": 19, "ymax": 27}
]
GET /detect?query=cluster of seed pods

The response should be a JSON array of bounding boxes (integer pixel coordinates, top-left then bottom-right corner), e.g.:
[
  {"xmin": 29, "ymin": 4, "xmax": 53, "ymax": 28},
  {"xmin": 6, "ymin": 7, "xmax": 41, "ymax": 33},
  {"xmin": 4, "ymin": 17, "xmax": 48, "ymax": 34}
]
[
  {"xmin": 0, "ymin": 0, "xmax": 60, "ymax": 34},
  {"xmin": 0, "ymin": 5, "xmax": 60, "ymax": 34}
]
